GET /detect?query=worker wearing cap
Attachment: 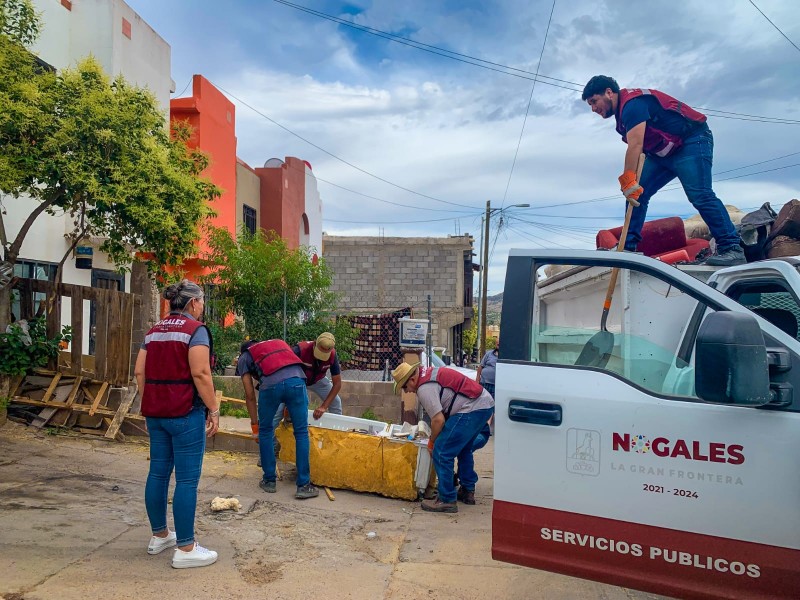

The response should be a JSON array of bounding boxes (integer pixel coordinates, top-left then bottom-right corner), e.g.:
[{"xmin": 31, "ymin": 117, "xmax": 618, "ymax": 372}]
[
  {"xmin": 392, "ymin": 361, "xmax": 494, "ymax": 513},
  {"xmin": 240, "ymin": 333, "xmax": 343, "ymax": 442},
  {"xmin": 293, "ymin": 332, "xmax": 344, "ymax": 421}
]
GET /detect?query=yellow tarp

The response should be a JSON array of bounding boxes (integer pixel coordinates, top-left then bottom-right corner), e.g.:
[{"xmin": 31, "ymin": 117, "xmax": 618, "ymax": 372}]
[{"xmin": 275, "ymin": 422, "xmax": 425, "ymax": 500}]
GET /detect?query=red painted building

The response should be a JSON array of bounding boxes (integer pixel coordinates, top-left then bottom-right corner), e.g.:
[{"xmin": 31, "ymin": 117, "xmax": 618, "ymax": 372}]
[{"xmin": 168, "ymin": 75, "xmax": 323, "ymax": 288}]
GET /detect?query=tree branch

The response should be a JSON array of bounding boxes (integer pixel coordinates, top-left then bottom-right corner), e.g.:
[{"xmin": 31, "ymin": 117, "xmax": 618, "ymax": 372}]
[
  {"xmin": 0, "ymin": 195, "xmax": 8, "ymax": 253},
  {"xmin": 7, "ymin": 191, "xmax": 63, "ymax": 262}
]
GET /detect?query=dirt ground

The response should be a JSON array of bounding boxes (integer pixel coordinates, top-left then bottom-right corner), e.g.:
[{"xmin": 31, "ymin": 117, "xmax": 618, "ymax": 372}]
[{"xmin": 0, "ymin": 421, "xmax": 664, "ymax": 600}]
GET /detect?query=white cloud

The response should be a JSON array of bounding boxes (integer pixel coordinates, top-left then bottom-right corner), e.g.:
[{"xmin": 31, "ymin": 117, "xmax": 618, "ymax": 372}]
[{"xmin": 127, "ymin": 0, "xmax": 800, "ymax": 297}]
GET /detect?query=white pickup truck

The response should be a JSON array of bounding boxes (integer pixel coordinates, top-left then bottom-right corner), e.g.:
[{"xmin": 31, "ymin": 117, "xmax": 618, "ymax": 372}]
[{"xmin": 492, "ymin": 249, "xmax": 800, "ymax": 600}]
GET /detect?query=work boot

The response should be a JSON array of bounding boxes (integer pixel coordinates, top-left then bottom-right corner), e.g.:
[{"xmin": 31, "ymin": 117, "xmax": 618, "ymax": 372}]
[
  {"xmin": 705, "ymin": 245, "xmax": 745, "ymax": 266},
  {"xmin": 259, "ymin": 479, "xmax": 277, "ymax": 493},
  {"xmin": 295, "ymin": 483, "xmax": 319, "ymax": 499},
  {"xmin": 457, "ymin": 487, "xmax": 476, "ymax": 505},
  {"xmin": 420, "ymin": 498, "xmax": 458, "ymax": 513}
]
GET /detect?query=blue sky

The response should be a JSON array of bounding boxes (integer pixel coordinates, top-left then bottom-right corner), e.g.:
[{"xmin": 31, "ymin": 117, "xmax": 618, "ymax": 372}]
[{"xmin": 127, "ymin": 0, "xmax": 800, "ymax": 295}]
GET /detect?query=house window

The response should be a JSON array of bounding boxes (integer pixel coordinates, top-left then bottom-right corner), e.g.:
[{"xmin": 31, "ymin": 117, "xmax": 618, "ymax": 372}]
[
  {"xmin": 12, "ymin": 259, "xmax": 57, "ymax": 321},
  {"xmin": 243, "ymin": 205, "xmax": 257, "ymax": 235},
  {"xmin": 203, "ymin": 283, "xmax": 223, "ymax": 326}
]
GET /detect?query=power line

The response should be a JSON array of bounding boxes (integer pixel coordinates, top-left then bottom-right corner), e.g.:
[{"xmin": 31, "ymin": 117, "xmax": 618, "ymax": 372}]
[
  {"xmin": 272, "ymin": 0, "xmax": 582, "ymax": 93},
  {"xmin": 173, "ymin": 79, "xmax": 192, "ymax": 97},
  {"xmin": 274, "ymin": 157, "xmax": 481, "ymax": 213},
  {"xmin": 748, "ymin": 0, "xmax": 800, "ymax": 54},
  {"xmin": 273, "ymin": 0, "xmax": 800, "ymax": 125},
  {"xmin": 214, "ymin": 82, "xmax": 476, "ymax": 209},
  {"xmin": 524, "ymin": 156, "xmax": 800, "ymax": 211},
  {"xmin": 500, "ymin": 0, "xmax": 557, "ymax": 208},
  {"xmin": 324, "ymin": 212, "xmax": 482, "ymax": 225}
]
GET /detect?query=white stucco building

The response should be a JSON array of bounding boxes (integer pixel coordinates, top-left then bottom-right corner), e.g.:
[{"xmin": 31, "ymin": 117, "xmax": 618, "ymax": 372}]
[{"xmin": 5, "ymin": 0, "xmax": 172, "ymax": 351}]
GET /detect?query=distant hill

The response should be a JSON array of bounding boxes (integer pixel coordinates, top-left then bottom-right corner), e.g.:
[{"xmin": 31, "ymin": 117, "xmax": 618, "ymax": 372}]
[{"xmin": 474, "ymin": 292, "xmax": 503, "ymax": 325}]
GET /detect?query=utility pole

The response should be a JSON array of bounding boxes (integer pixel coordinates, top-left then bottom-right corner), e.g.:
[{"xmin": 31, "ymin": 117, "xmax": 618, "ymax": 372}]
[
  {"xmin": 480, "ymin": 200, "xmax": 491, "ymax": 359},
  {"xmin": 475, "ymin": 215, "xmax": 484, "ymax": 358}
]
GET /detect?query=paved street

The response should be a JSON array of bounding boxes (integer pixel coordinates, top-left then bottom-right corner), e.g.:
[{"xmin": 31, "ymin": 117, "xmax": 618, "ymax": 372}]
[{"xmin": 0, "ymin": 421, "xmax": 664, "ymax": 599}]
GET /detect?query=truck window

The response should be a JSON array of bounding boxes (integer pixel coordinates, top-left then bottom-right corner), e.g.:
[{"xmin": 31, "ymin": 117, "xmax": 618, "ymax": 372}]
[
  {"xmin": 534, "ymin": 263, "xmax": 716, "ymax": 400},
  {"xmin": 727, "ymin": 282, "xmax": 800, "ymax": 342}
]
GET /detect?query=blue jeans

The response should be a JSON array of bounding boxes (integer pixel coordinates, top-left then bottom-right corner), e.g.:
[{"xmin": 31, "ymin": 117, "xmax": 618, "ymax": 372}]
[
  {"xmin": 307, "ymin": 377, "xmax": 343, "ymax": 414},
  {"xmin": 259, "ymin": 376, "xmax": 311, "ymax": 487},
  {"xmin": 433, "ymin": 407, "xmax": 494, "ymax": 502},
  {"xmin": 145, "ymin": 405, "xmax": 206, "ymax": 546},
  {"xmin": 471, "ymin": 422, "xmax": 492, "ymax": 452},
  {"xmin": 625, "ymin": 128, "xmax": 740, "ymax": 252},
  {"xmin": 267, "ymin": 378, "xmax": 342, "ymax": 434}
]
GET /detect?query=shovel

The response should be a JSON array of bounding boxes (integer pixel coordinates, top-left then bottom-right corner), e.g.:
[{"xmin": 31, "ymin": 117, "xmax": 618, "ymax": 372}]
[{"xmin": 575, "ymin": 153, "xmax": 645, "ymax": 368}]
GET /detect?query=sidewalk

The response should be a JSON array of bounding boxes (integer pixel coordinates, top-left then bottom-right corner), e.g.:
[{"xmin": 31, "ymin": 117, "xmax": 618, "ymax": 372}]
[{"xmin": 0, "ymin": 422, "xmax": 662, "ymax": 599}]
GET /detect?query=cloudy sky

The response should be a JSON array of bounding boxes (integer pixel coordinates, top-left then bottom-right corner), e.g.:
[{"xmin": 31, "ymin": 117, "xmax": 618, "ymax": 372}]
[{"xmin": 126, "ymin": 0, "xmax": 799, "ymax": 295}]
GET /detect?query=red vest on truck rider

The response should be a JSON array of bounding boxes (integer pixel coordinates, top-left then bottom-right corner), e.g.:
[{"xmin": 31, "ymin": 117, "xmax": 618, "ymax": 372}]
[
  {"xmin": 615, "ymin": 88, "xmax": 707, "ymax": 158},
  {"xmin": 141, "ymin": 313, "xmax": 211, "ymax": 418},
  {"xmin": 247, "ymin": 339, "xmax": 304, "ymax": 378},
  {"xmin": 296, "ymin": 340, "xmax": 336, "ymax": 385},
  {"xmin": 416, "ymin": 366, "xmax": 485, "ymax": 418}
]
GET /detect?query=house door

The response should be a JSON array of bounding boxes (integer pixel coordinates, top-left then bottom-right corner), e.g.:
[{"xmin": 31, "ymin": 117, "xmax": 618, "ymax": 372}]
[{"xmin": 89, "ymin": 269, "xmax": 124, "ymax": 355}]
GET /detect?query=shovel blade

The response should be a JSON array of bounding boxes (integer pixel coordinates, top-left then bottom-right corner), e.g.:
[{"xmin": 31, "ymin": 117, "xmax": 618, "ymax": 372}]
[{"xmin": 575, "ymin": 331, "xmax": 614, "ymax": 368}]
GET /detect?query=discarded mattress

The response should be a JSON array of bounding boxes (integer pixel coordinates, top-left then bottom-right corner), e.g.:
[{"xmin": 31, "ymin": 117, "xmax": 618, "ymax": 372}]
[{"xmin": 275, "ymin": 411, "xmax": 433, "ymax": 501}]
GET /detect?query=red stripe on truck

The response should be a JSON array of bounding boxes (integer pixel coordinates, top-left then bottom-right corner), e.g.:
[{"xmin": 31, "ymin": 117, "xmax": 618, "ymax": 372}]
[{"xmin": 492, "ymin": 501, "xmax": 799, "ymax": 599}]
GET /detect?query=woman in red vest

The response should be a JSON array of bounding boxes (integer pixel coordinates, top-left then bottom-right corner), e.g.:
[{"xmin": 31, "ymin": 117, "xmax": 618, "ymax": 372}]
[{"xmin": 134, "ymin": 280, "xmax": 220, "ymax": 569}]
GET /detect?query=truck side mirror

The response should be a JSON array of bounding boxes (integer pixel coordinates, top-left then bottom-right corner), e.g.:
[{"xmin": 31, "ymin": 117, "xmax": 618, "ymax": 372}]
[{"xmin": 695, "ymin": 311, "xmax": 771, "ymax": 407}]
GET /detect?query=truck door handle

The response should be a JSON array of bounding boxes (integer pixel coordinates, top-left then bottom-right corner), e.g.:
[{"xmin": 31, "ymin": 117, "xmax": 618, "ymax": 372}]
[{"xmin": 508, "ymin": 400, "xmax": 562, "ymax": 426}]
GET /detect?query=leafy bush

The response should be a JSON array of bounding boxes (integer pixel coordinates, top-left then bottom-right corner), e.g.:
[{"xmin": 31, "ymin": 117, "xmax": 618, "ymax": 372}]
[
  {"xmin": 206, "ymin": 321, "xmax": 246, "ymax": 375},
  {"xmin": 0, "ymin": 319, "xmax": 72, "ymax": 376}
]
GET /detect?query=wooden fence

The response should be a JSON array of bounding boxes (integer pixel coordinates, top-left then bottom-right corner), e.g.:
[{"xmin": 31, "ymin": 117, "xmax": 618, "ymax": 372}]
[{"xmin": 12, "ymin": 278, "xmax": 136, "ymax": 386}]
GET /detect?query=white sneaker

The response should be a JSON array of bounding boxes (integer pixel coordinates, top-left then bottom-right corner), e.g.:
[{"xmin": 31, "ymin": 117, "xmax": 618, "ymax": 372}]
[
  {"xmin": 171, "ymin": 543, "xmax": 218, "ymax": 569},
  {"xmin": 147, "ymin": 530, "xmax": 177, "ymax": 555}
]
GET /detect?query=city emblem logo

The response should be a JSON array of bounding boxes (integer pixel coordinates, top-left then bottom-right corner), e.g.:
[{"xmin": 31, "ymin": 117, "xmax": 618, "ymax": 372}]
[{"xmin": 566, "ymin": 428, "xmax": 600, "ymax": 476}]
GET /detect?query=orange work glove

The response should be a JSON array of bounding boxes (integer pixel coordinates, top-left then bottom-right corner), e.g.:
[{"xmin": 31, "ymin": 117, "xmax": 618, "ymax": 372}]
[
  {"xmin": 251, "ymin": 422, "xmax": 259, "ymax": 440},
  {"xmin": 618, "ymin": 170, "xmax": 642, "ymax": 206}
]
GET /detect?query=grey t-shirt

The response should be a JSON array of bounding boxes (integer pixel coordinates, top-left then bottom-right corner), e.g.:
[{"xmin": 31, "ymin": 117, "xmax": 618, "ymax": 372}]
[
  {"xmin": 479, "ymin": 349, "xmax": 499, "ymax": 385},
  {"xmin": 416, "ymin": 368, "xmax": 494, "ymax": 419},
  {"xmin": 236, "ymin": 350, "xmax": 305, "ymax": 388}
]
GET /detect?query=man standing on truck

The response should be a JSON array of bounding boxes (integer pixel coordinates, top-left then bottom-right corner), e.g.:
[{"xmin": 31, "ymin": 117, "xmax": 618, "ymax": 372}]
[
  {"xmin": 392, "ymin": 361, "xmax": 494, "ymax": 513},
  {"xmin": 582, "ymin": 75, "xmax": 744, "ymax": 266}
]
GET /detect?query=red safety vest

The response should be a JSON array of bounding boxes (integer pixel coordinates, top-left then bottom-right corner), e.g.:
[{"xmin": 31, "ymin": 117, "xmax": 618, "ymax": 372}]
[
  {"xmin": 141, "ymin": 313, "xmax": 210, "ymax": 418},
  {"xmin": 247, "ymin": 339, "xmax": 304, "ymax": 377},
  {"xmin": 615, "ymin": 88, "xmax": 707, "ymax": 158},
  {"xmin": 417, "ymin": 366, "xmax": 485, "ymax": 418},
  {"xmin": 297, "ymin": 340, "xmax": 336, "ymax": 385}
]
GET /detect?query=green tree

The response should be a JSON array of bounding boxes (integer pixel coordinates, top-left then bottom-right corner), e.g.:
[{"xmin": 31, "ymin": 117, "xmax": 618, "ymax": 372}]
[
  {"xmin": 0, "ymin": 0, "xmax": 39, "ymax": 47},
  {"xmin": 202, "ymin": 226, "xmax": 356, "ymax": 361},
  {"xmin": 462, "ymin": 316, "xmax": 477, "ymax": 358},
  {"xmin": 0, "ymin": 13, "xmax": 219, "ymax": 331}
]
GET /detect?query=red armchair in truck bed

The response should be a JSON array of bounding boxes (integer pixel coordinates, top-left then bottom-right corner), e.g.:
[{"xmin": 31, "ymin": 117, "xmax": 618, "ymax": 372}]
[{"xmin": 596, "ymin": 216, "xmax": 709, "ymax": 262}]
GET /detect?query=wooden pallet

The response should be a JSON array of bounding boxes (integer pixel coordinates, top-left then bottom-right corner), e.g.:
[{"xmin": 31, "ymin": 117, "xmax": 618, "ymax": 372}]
[{"xmin": 9, "ymin": 371, "xmax": 142, "ymax": 440}]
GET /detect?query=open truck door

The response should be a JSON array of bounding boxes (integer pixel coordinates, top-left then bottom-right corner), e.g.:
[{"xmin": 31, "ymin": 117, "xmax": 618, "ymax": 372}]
[{"xmin": 492, "ymin": 249, "xmax": 800, "ymax": 600}]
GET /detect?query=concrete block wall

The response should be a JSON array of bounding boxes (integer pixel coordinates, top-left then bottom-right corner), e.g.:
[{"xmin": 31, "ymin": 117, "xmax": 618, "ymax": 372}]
[
  {"xmin": 336, "ymin": 380, "xmax": 401, "ymax": 423},
  {"xmin": 212, "ymin": 377, "xmax": 402, "ymax": 424},
  {"xmin": 323, "ymin": 235, "xmax": 473, "ymax": 350}
]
